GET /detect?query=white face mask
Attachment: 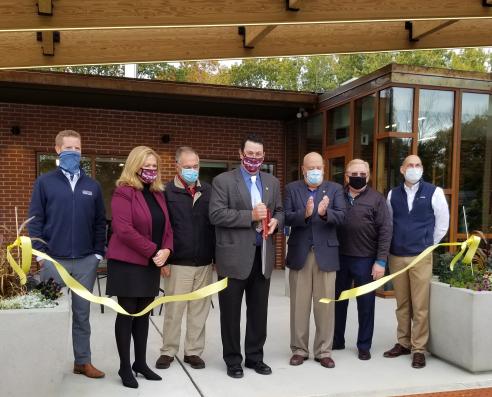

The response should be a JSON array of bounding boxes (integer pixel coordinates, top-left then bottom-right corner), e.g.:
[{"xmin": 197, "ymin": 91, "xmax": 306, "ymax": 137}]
[{"xmin": 404, "ymin": 167, "xmax": 423, "ymax": 184}]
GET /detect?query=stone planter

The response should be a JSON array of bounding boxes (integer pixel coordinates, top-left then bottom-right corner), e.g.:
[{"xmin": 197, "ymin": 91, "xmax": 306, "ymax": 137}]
[
  {"xmin": 0, "ymin": 293, "xmax": 70, "ymax": 397},
  {"xmin": 428, "ymin": 280, "xmax": 492, "ymax": 372}
]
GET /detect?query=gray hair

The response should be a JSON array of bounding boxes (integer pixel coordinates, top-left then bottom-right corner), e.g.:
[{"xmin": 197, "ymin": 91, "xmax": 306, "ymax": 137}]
[{"xmin": 175, "ymin": 146, "xmax": 199, "ymax": 163}]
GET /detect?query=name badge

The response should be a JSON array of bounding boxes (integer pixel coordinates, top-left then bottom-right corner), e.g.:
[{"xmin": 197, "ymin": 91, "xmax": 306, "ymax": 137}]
[{"xmin": 82, "ymin": 190, "xmax": 93, "ymax": 196}]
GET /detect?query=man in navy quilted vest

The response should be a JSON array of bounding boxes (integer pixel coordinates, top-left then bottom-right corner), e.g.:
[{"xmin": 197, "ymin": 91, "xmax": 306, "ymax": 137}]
[{"xmin": 383, "ymin": 155, "xmax": 449, "ymax": 369}]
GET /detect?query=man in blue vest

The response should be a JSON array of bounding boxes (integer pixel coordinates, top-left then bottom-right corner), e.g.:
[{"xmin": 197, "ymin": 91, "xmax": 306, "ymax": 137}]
[{"xmin": 383, "ymin": 155, "xmax": 449, "ymax": 369}]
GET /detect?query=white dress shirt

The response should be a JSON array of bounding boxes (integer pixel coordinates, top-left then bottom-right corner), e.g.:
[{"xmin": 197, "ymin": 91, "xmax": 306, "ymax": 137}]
[{"xmin": 387, "ymin": 182, "xmax": 450, "ymax": 244}]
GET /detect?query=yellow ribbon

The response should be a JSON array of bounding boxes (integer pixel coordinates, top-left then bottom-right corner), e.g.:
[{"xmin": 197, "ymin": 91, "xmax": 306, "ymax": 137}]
[
  {"xmin": 7, "ymin": 236, "xmax": 227, "ymax": 316},
  {"xmin": 320, "ymin": 235, "xmax": 481, "ymax": 304}
]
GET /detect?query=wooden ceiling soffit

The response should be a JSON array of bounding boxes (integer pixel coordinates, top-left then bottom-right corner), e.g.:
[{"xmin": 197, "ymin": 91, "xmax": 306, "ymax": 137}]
[
  {"xmin": 1, "ymin": 0, "xmax": 492, "ymax": 31},
  {"xmin": 2, "ymin": 19, "xmax": 492, "ymax": 69}
]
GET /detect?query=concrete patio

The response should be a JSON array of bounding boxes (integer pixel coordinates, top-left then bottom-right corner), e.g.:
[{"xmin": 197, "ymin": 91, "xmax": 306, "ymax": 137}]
[{"xmin": 56, "ymin": 270, "xmax": 492, "ymax": 397}]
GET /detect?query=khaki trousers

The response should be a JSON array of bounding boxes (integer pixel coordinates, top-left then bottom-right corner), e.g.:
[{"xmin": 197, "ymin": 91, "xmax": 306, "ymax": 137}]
[
  {"xmin": 160, "ymin": 264, "xmax": 213, "ymax": 357},
  {"xmin": 389, "ymin": 254, "xmax": 432, "ymax": 353},
  {"xmin": 289, "ymin": 249, "xmax": 336, "ymax": 359}
]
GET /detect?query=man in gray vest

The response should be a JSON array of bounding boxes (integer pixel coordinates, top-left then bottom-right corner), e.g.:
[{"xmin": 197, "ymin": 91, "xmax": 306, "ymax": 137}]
[{"xmin": 383, "ymin": 155, "xmax": 449, "ymax": 369}]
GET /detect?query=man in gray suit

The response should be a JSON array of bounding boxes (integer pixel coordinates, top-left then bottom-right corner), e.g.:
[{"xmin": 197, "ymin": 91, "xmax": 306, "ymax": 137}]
[
  {"xmin": 284, "ymin": 152, "xmax": 346, "ymax": 369},
  {"xmin": 209, "ymin": 134, "xmax": 284, "ymax": 379}
]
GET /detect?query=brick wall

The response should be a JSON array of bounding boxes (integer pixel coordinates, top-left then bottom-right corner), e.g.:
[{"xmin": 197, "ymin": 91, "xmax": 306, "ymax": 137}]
[{"xmin": 0, "ymin": 102, "xmax": 286, "ymax": 268}]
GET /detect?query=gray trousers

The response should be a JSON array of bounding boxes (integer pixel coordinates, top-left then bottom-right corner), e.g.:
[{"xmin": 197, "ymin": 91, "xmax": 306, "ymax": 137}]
[{"xmin": 41, "ymin": 254, "xmax": 99, "ymax": 365}]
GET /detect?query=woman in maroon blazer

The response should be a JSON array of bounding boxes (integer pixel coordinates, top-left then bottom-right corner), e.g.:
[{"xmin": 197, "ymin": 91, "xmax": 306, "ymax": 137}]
[{"xmin": 106, "ymin": 146, "xmax": 173, "ymax": 389}]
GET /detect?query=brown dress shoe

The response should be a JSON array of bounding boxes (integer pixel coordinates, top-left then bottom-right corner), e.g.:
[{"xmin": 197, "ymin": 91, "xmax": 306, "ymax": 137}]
[
  {"xmin": 73, "ymin": 363, "xmax": 105, "ymax": 378},
  {"xmin": 289, "ymin": 354, "xmax": 308, "ymax": 366},
  {"xmin": 184, "ymin": 355, "xmax": 205, "ymax": 369},
  {"xmin": 412, "ymin": 353, "xmax": 426, "ymax": 368},
  {"xmin": 383, "ymin": 343, "xmax": 411, "ymax": 358},
  {"xmin": 155, "ymin": 355, "xmax": 174, "ymax": 369},
  {"xmin": 358, "ymin": 350, "xmax": 371, "ymax": 360},
  {"xmin": 315, "ymin": 357, "xmax": 335, "ymax": 368}
]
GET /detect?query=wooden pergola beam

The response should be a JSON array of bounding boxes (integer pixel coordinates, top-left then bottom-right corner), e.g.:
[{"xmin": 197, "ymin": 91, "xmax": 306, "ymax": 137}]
[
  {"xmin": 240, "ymin": 26, "xmax": 277, "ymax": 48},
  {"xmin": 1, "ymin": 19, "xmax": 491, "ymax": 69},
  {"xmin": 407, "ymin": 20, "xmax": 458, "ymax": 41},
  {"xmin": 1, "ymin": 0, "xmax": 491, "ymax": 32}
]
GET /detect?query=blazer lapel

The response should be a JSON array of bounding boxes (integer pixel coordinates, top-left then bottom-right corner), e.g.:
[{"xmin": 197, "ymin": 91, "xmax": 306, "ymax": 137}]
[{"xmin": 233, "ymin": 168, "xmax": 252, "ymax": 210}]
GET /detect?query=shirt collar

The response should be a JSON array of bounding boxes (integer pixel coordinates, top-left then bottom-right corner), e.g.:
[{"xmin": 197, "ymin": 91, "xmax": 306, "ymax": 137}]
[
  {"xmin": 404, "ymin": 181, "xmax": 420, "ymax": 193},
  {"xmin": 60, "ymin": 168, "xmax": 80, "ymax": 178}
]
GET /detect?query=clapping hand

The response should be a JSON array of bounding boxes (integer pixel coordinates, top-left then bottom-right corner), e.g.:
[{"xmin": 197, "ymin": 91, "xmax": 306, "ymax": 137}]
[
  {"xmin": 318, "ymin": 195, "xmax": 329, "ymax": 217},
  {"xmin": 305, "ymin": 196, "xmax": 314, "ymax": 218}
]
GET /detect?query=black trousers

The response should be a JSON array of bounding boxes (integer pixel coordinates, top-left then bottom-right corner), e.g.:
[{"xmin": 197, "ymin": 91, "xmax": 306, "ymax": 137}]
[
  {"xmin": 218, "ymin": 248, "xmax": 270, "ymax": 367},
  {"xmin": 115, "ymin": 297, "xmax": 154, "ymax": 371}
]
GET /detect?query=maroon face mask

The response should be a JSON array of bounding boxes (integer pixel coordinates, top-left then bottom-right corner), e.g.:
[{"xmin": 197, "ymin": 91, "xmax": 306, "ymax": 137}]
[
  {"xmin": 242, "ymin": 156, "xmax": 264, "ymax": 173},
  {"xmin": 139, "ymin": 168, "xmax": 158, "ymax": 184}
]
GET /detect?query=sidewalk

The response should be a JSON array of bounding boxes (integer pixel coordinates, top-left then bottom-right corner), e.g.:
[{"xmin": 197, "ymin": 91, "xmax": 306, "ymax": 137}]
[{"xmin": 58, "ymin": 270, "xmax": 492, "ymax": 397}]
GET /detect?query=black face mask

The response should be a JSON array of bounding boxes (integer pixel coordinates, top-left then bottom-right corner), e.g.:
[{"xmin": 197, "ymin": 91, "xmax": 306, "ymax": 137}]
[{"xmin": 348, "ymin": 176, "xmax": 367, "ymax": 190}]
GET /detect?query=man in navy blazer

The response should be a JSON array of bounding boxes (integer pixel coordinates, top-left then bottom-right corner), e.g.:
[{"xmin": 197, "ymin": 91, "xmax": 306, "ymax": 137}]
[{"xmin": 284, "ymin": 152, "xmax": 346, "ymax": 369}]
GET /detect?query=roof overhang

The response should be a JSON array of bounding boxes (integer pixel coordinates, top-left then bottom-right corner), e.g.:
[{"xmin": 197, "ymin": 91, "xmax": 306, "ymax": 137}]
[{"xmin": 0, "ymin": 70, "xmax": 318, "ymax": 120}]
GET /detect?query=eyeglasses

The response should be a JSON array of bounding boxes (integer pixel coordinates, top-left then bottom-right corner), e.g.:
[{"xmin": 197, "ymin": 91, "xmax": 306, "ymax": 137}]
[
  {"xmin": 244, "ymin": 151, "xmax": 264, "ymax": 159},
  {"xmin": 347, "ymin": 172, "xmax": 367, "ymax": 177}
]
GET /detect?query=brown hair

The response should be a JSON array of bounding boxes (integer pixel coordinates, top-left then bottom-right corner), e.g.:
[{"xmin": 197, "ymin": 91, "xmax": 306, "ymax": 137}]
[
  {"xmin": 116, "ymin": 146, "xmax": 164, "ymax": 191},
  {"xmin": 55, "ymin": 130, "xmax": 81, "ymax": 147}
]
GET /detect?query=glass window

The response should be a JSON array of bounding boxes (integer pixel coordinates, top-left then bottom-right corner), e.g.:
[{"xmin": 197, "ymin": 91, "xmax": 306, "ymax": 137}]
[
  {"xmin": 328, "ymin": 157, "xmax": 345, "ymax": 185},
  {"xmin": 376, "ymin": 138, "xmax": 412, "ymax": 195},
  {"xmin": 328, "ymin": 104, "xmax": 350, "ymax": 145},
  {"xmin": 354, "ymin": 94, "xmax": 375, "ymax": 166},
  {"xmin": 199, "ymin": 161, "xmax": 228, "ymax": 185},
  {"xmin": 459, "ymin": 93, "xmax": 492, "ymax": 233},
  {"xmin": 36, "ymin": 154, "xmax": 125, "ymax": 220},
  {"xmin": 95, "ymin": 158, "xmax": 125, "ymax": 218},
  {"xmin": 378, "ymin": 87, "xmax": 414, "ymax": 133},
  {"xmin": 37, "ymin": 154, "xmax": 92, "ymax": 176},
  {"xmin": 201, "ymin": 160, "xmax": 276, "ymax": 185},
  {"xmin": 417, "ymin": 89, "xmax": 454, "ymax": 189}
]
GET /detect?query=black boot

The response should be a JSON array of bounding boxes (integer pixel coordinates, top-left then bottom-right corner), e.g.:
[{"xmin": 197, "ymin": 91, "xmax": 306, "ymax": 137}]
[{"xmin": 118, "ymin": 367, "xmax": 138, "ymax": 388}]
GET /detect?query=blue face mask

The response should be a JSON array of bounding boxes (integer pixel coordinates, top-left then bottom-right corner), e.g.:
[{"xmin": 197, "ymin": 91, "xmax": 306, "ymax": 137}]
[
  {"xmin": 306, "ymin": 169, "xmax": 323, "ymax": 186},
  {"xmin": 59, "ymin": 150, "xmax": 81, "ymax": 175},
  {"xmin": 181, "ymin": 168, "xmax": 199, "ymax": 184}
]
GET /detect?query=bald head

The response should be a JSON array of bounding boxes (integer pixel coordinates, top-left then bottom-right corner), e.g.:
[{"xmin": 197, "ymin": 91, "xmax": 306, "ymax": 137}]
[
  {"xmin": 401, "ymin": 155, "xmax": 423, "ymax": 185},
  {"xmin": 402, "ymin": 155, "xmax": 422, "ymax": 168},
  {"xmin": 302, "ymin": 152, "xmax": 324, "ymax": 187},
  {"xmin": 303, "ymin": 152, "xmax": 324, "ymax": 167}
]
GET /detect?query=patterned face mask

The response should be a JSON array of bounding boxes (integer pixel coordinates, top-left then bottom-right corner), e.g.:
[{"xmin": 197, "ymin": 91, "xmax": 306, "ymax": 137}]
[
  {"xmin": 139, "ymin": 168, "xmax": 158, "ymax": 184},
  {"xmin": 242, "ymin": 156, "xmax": 264, "ymax": 174}
]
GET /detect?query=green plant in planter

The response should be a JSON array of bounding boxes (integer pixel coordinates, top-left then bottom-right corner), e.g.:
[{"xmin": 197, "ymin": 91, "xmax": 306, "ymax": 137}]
[{"xmin": 434, "ymin": 231, "xmax": 492, "ymax": 291}]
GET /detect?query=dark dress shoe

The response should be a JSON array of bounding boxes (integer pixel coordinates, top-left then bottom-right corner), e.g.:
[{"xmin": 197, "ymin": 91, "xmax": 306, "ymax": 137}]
[
  {"xmin": 315, "ymin": 357, "xmax": 335, "ymax": 368},
  {"xmin": 412, "ymin": 353, "xmax": 426, "ymax": 369},
  {"xmin": 245, "ymin": 360, "xmax": 272, "ymax": 375},
  {"xmin": 227, "ymin": 365, "xmax": 244, "ymax": 379},
  {"xmin": 383, "ymin": 343, "xmax": 411, "ymax": 358},
  {"xmin": 289, "ymin": 354, "xmax": 308, "ymax": 366},
  {"xmin": 132, "ymin": 363, "xmax": 162, "ymax": 380},
  {"xmin": 155, "ymin": 355, "xmax": 174, "ymax": 369},
  {"xmin": 73, "ymin": 363, "xmax": 105, "ymax": 379},
  {"xmin": 184, "ymin": 355, "xmax": 206, "ymax": 369},
  {"xmin": 358, "ymin": 350, "xmax": 371, "ymax": 361},
  {"xmin": 332, "ymin": 343, "xmax": 345, "ymax": 350},
  {"xmin": 118, "ymin": 368, "xmax": 138, "ymax": 389}
]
